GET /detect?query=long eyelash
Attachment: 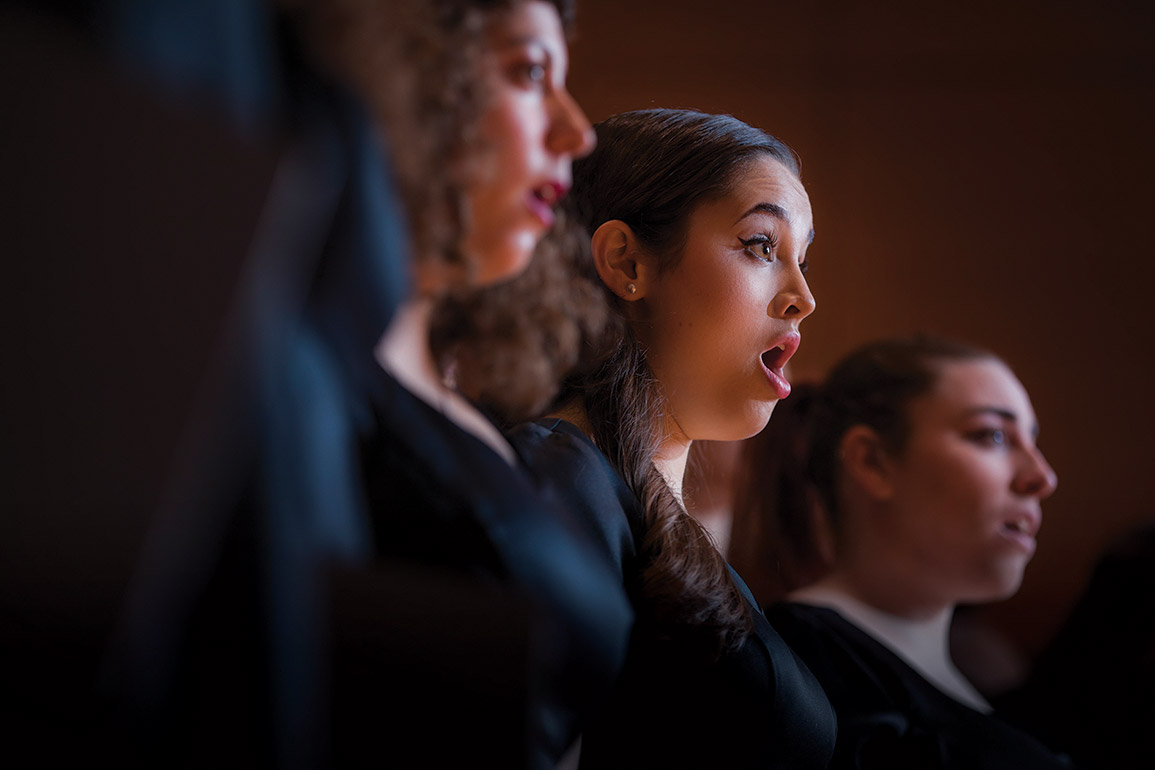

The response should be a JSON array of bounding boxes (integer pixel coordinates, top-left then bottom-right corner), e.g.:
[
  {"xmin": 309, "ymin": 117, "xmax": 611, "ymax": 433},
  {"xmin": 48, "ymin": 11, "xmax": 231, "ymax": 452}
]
[
  {"xmin": 799, "ymin": 259, "xmax": 809, "ymax": 275},
  {"xmin": 739, "ymin": 233, "xmax": 779, "ymax": 250}
]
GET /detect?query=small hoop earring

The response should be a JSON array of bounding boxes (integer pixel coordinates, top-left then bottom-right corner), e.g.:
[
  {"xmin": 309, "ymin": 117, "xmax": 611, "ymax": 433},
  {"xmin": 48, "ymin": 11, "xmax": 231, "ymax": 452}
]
[{"xmin": 626, "ymin": 283, "xmax": 637, "ymax": 295}]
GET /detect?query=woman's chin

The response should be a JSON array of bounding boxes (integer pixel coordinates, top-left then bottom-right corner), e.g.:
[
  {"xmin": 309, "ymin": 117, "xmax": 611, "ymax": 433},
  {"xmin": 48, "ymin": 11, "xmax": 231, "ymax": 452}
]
[
  {"xmin": 696, "ymin": 403, "xmax": 777, "ymax": 443},
  {"xmin": 964, "ymin": 564, "xmax": 1028, "ymax": 604},
  {"xmin": 472, "ymin": 235, "xmax": 538, "ymax": 286},
  {"xmin": 740, "ymin": 399, "xmax": 780, "ymax": 439}
]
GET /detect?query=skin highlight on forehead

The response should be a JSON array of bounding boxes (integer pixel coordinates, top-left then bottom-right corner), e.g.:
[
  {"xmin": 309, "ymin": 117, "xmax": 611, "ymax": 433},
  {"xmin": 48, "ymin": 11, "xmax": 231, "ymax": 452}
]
[{"xmin": 728, "ymin": 158, "xmax": 813, "ymax": 240}]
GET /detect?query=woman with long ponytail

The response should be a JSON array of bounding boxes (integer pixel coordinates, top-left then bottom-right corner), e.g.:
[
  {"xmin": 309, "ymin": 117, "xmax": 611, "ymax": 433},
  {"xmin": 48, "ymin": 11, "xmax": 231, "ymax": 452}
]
[{"xmin": 509, "ymin": 108, "xmax": 835, "ymax": 768}]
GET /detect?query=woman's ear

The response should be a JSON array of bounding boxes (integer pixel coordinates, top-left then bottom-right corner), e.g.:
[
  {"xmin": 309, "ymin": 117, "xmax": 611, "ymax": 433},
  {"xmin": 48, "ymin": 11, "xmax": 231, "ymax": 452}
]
[
  {"xmin": 839, "ymin": 425, "xmax": 896, "ymax": 503},
  {"xmin": 591, "ymin": 220, "xmax": 649, "ymax": 301}
]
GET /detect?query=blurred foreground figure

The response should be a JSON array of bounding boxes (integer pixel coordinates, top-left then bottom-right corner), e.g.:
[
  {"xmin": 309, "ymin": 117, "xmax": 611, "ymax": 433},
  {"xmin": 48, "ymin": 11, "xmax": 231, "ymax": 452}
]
[{"xmin": 4, "ymin": 1, "xmax": 628, "ymax": 768}]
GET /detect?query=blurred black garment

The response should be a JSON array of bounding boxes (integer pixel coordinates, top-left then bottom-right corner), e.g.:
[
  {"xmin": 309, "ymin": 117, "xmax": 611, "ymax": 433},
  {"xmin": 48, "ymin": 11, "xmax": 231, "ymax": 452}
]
[
  {"xmin": 353, "ymin": 373, "xmax": 633, "ymax": 769},
  {"xmin": 767, "ymin": 603, "xmax": 1074, "ymax": 770},
  {"xmin": 508, "ymin": 418, "xmax": 836, "ymax": 770},
  {"xmin": 995, "ymin": 523, "xmax": 1155, "ymax": 769}
]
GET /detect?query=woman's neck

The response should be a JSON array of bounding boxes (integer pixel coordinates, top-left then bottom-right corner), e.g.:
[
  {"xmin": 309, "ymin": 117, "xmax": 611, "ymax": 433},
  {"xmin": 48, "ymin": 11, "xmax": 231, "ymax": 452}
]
[
  {"xmin": 376, "ymin": 297, "xmax": 516, "ymax": 466},
  {"xmin": 654, "ymin": 438, "xmax": 691, "ymax": 507},
  {"xmin": 790, "ymin": 576, "xmax": 992, "ymax": 713}
]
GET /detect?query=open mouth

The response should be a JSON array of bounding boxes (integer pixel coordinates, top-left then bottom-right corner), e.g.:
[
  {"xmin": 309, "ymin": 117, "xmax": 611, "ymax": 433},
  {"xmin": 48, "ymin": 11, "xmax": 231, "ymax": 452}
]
[
  {"xmin": 761, "ymin": 333, "xmax": 800, "ymax": 373},
  {"xmin": 532, "ymin": 181, "xmax": 567, "ymax": 208},
  {"xmin": 760, "ymin": 334, "xmax": 800, "ymax": 400},
  {"xmin": 761, "ymin": 343, "xmax": 789, "ymax": 372},
  {"xmin": 526, "ymin": 182, "xmax": 568, "ymax": 229}
]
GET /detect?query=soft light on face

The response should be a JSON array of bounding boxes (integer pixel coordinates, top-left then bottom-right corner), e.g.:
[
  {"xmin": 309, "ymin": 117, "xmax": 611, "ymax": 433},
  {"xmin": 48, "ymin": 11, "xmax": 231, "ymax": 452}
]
[
  {"xmin": 463, "ymin": 1, "xmax": 595, "ymax": 286},
  {"xmin": 880, "ymin": 358, "xmax": 1058, "ymax": 604},
  {"xmin": 639, "ymin": 155, "xmax": 817, "ymax": 447}
]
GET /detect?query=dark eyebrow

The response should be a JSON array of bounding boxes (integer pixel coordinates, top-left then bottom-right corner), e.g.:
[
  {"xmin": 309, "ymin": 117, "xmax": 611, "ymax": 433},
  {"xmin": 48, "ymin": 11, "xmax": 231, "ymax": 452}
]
[
  {"xmin": 966, "ymin": 406, "xmax": 1040, "ymax": 439},
  {"xmin": 496, "ymin": 36, "xmax": 548, "ymax": 54},
  {"xmin": 735, "ymin": 202, "xmax": 788, "ymax": 225},
  {"xmin": 735, "ymin": 202, "xmax": 816, "ymax": 244}
]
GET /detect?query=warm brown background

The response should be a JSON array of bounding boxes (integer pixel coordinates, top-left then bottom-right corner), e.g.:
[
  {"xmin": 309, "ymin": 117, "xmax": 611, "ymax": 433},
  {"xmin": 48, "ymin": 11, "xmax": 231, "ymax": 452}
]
[{"xmin": 566, "ymin": 0, "xmax": 1155, "ymax": 661}]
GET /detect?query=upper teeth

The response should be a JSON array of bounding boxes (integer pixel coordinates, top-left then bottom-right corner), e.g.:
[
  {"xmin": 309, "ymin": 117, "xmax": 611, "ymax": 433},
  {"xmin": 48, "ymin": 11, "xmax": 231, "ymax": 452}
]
[{"xmin": 538, "ymin": 185, "xmax": 557, "ymax": 204}]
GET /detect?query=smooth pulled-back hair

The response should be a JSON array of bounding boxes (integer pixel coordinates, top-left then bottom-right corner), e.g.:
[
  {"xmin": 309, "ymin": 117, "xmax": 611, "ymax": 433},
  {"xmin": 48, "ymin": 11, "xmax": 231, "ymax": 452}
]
[
  {"xmin": 730, "ymin": 335, "xmax": 996, "ymax": 602},
  {"xmin": 572, "ymin": 109, "xmax": 799, "ymax": 265},
  {"xmin": 806, "ymin": 336, "xmax": 994, "ymax": 525},
  {"xmin": 562, "ymin": 108, "xmax": 802, "ymax": 657}
]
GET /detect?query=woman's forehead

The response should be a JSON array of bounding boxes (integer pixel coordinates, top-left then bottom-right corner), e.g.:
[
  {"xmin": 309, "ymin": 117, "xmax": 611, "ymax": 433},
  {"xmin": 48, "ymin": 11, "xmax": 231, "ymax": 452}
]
[{"xmin": 923, "ymin": 358, "xmax": 1037, "ymax": 427}]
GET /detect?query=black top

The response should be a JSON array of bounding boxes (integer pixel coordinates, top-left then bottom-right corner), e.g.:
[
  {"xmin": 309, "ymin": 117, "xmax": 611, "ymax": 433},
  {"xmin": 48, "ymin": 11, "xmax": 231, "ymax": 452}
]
[
  {"xmin": 357, "ymin": 374, "xmax": 633, "ymax": 769},
  {"xmin": 766, "ymin": 602, "xmax": 1074, "ymax": 770},
  {"xmin": 994, "ymin": 523, "xmax": 1155, "ymax": 769},
  {"xmin": 509, "ymin": 418, "xmax": 837, "ymax": 769}
]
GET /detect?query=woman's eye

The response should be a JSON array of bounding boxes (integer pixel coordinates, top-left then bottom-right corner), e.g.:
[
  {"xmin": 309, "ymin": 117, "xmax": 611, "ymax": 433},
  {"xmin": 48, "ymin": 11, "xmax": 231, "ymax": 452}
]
[
  {"xmin": 968, "ymin": 428, "xmax": 1006, "ymax": 447},
  {"xmin": 517, "ymin": 61, "xmax": 547, "ymax": 85},
  {"xmin": 740, "ymin": 235, "xmax": 777, "ymax": 261}
]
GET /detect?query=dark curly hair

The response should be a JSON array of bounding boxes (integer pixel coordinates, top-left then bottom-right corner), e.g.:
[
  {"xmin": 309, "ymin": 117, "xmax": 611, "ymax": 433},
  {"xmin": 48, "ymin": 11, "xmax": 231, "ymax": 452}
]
[
  {"xmin": 431, "ymin": 204, "xmax": 612, "ymax": 422},
  {"xmin": 286, "ymin": 0, "xmax": 575, "ymax": 278},
  {"xmin": 729, "ymin": 335, "xmax": 996, "ymax": 603},
  {"xmin": 564, "ymin": 108, "xmax": 802, "ymax": 657}
]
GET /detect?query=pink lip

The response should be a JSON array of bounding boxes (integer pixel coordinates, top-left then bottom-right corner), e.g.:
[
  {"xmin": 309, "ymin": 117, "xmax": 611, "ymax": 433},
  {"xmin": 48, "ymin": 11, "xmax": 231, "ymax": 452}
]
[
  {"xmin": 526, "ymin": 181, "xmax": 569, "ymax": 229},
  {"xmin": 998, "ymin": 508, "xmax": 1041, "ymax": 554},
  {"xmin": 759, "ymin": 331, "xmax": 801, "ymax": 400}
]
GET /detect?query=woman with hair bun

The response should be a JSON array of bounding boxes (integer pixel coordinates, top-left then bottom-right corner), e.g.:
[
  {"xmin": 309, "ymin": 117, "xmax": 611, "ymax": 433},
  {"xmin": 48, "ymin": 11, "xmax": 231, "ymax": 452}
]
[{"xmin": 732, "ymin": 336, "xmax": 1072, "ymax": 769}]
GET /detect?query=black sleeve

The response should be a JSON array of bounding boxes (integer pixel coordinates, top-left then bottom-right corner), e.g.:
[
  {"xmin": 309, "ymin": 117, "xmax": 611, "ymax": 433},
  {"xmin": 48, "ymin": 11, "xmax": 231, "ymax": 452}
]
[{"xmin": 508, "ymin": 418, "xmax": 642, "ymax": 581}]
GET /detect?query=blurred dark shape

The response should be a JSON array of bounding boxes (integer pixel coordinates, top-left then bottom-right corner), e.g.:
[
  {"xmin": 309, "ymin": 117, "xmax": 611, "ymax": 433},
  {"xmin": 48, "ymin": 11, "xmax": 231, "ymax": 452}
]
[
  {"xmin": 0, "ymin": 0, "xmax": 412, "ymax": 766},
  {"xmin": 0, "ymin": 4, "xmax": 278, "ymax": 766},
  {"xmin": 104, "ymin": 0, "xmax": 283, "ymax": 135},
  {"xmin": 996, "ymin": 521, "xmax": 1155, "ymax": 769}
]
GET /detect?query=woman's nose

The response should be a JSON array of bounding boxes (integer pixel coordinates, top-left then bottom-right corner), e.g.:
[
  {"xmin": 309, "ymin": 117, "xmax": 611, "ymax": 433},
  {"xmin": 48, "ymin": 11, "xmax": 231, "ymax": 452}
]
[
  {"xmin": 548, "ymin": 88, "xmax": 595, "ymax": 159},
  {"xmin": 1014, "ymin": 446, "xmax": 1058, "ymax": 500},
  {"xmin": 770, "ymin": 267, "xmax": 816, "ymax": 321}
]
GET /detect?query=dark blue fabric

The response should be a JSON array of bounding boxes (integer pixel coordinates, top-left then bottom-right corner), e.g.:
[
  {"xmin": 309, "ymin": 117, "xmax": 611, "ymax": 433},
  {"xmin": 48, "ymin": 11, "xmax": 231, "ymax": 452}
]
[
  {"xmin": 103, "ymin": 0, "xmax": 284, "ymax": 134},
  {"xmin": 101, "ymin": 3, "xmax": 412, "ymax": 767}
]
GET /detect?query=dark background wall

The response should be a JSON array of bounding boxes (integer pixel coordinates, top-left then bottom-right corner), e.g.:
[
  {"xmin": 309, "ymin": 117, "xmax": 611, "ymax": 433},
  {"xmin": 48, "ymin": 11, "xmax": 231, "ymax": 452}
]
[{"xmin": 566, "ymin": 0, "xmax": 1155, "ymax": 659}]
